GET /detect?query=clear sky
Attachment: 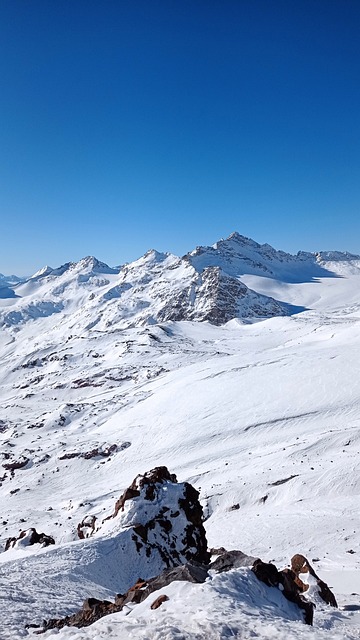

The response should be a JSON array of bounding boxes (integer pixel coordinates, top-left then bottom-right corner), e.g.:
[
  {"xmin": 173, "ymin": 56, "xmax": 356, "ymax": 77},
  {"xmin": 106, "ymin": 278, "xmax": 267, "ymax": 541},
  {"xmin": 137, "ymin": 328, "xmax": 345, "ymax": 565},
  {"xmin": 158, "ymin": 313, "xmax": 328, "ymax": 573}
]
[{"xmin": 1, "ymin": 0, "xmax": 360, "ymax": 274}]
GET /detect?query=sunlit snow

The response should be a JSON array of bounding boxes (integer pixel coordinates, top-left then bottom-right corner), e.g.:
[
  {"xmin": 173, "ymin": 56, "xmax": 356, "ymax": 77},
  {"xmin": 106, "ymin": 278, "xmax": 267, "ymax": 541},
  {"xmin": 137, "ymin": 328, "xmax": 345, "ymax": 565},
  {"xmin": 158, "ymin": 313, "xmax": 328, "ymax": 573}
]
[{"xmin": 0, "ymin": 234, "xmax": 359, "ymax": 639}]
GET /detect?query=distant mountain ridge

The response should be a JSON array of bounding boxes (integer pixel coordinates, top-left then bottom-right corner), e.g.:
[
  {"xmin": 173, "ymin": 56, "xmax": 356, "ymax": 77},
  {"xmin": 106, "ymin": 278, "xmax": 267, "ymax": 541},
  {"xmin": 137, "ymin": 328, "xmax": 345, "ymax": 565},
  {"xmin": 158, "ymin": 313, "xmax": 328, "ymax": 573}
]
[{"xmin": 1, "ymin": 232, "xmax": 360, "ymax": 329}]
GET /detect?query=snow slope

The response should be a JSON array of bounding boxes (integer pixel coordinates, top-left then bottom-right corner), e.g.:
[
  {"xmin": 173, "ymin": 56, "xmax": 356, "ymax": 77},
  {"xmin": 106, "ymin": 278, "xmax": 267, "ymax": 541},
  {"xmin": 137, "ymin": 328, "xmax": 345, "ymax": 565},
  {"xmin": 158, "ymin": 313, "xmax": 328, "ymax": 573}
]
[{"xmin": 0, "ymin": 233, "xmax": 359, "ymax": 638}]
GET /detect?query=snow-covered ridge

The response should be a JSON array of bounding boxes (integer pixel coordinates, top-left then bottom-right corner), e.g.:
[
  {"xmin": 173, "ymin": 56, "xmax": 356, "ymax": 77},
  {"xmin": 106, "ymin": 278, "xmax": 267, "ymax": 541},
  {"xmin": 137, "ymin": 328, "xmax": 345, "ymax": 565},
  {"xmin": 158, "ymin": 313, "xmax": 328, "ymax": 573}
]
[
  {"xmin": 30, "ymin": 256, "xmax": 120, "ymax": 280},
  {"xmin": 187, "ymin": 232, "xmax": 360, "ymax": 282},
  {"xmin": 4, "ymin": 231, "xmax": 360, "ymax": 330}
]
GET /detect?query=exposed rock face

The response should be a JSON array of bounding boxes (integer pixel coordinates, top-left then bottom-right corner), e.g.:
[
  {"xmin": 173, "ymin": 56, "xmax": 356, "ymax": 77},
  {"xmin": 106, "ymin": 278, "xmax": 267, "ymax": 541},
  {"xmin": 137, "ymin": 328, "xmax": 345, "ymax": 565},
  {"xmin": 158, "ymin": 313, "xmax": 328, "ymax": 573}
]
[
  {"xmin": 156, "ymin": 266, "xmax": 287, "ymax": 325},
  {"xmin": 77, "ymin": 515, "xmax": 97, "ymax": 540},
  {"xmin": 291, "ymin": 554, "xmax": 338, "ymax": 608},
  {"xmin": 38, "ymin": 550, "xmax": 333, "ymax": 633},
  {"xmin": 192, "ymin": 267, "xmax": 285, "ymax": 324},
  {"xmin": 59, "ymin": 443, "xmax": 122, "ymax": 461},
  {"xmin": 104, "ymin": 466, "xmax": 210, "ymax": 567},
  {"xmin": 5, "ymin": 528, "xmax": 55, "ymax": 551},
  {"xmin": 252, "ymin": 559, "xmax": 315, "ymax": 625},
  {"xmin": 106, "ymin": 466, "xmax": 177, "ymax": 520},
  {"xmin": 39, "ymin": 563, "xmax": 208, "ymax": 631},
  {"xmin": 2, "ymin": 457, "xmax": 29, "ymax": 472},
  {"xmin": 210, "ymin": 549, "xmax": 258, "ymax": 572},
  {"xmin": 251, "ymin": 554, "xmax": 337, "ymax": 625}
]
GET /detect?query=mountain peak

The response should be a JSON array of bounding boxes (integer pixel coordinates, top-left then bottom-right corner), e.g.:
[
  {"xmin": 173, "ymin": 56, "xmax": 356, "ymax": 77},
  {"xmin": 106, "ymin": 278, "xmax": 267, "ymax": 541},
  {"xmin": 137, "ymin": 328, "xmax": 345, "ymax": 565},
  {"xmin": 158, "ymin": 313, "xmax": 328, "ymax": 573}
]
[
  {"xmin": 223, "ymin": 231, "xmax": 260, "ymax": 246},
  {"xmin": 30, "ymin": 265, "xmax": 54, "ymax": 280},
  {"xmin": 74, "ymin": 256, "xmax": 118, "ymax": 274}
]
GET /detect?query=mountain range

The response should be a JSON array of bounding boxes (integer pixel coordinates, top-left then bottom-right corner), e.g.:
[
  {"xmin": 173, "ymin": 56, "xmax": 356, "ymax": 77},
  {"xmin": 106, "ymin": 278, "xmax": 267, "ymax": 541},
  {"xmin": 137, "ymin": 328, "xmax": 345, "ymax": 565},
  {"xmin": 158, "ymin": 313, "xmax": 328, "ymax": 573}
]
[{"xmin": 2, "ymin": 232, "xmax": 360, "ymax": 330}]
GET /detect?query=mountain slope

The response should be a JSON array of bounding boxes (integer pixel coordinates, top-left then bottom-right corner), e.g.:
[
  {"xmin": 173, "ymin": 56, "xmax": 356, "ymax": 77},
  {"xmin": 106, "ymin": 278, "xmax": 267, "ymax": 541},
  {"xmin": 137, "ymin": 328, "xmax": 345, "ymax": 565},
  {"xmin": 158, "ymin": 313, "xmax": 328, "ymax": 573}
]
[{"xmin": 0, "ymin": 233, "xmax": 360, "ymax": 638}]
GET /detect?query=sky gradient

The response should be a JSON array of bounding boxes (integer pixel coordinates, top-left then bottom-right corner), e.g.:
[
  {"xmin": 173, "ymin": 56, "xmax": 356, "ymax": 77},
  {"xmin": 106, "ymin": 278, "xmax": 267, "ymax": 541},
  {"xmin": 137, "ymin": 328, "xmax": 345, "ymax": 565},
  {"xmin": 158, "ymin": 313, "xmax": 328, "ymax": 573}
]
[{"xmin": 1, "ymin": 0, "xmax": 360, "ymax": 274}]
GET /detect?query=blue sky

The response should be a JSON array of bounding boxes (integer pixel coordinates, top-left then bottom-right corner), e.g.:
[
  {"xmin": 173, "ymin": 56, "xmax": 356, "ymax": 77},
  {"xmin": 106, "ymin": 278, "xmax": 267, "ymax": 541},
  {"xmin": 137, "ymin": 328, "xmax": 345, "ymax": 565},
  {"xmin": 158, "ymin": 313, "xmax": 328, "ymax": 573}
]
[{"xmin": 1, "ymin": 0, "xmax": 359, "ymax": 274}]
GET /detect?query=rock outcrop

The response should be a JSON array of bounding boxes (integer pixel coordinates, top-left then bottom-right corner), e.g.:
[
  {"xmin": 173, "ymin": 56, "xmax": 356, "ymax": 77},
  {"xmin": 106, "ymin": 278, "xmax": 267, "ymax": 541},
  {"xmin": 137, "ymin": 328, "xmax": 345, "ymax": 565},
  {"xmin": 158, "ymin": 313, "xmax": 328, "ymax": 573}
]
[
  {"xmin": 103, "ymin": 466, "xmax": 210, "ymax": 567},
  {"xmin": 252, "ymin": 554, "xmax": 337, "ymax": 625},
  {"xmin": 26, "ymin": 469, "xmax": 339, "ymax": 634},
  {"xmin": 37, "ymin": 548, "xmax": 338, "ymax": 633},
  {"xmin": 39, "ymin": 563, "xmax": 209, "ymax": 631},
  {"xmin": 77, "ymin": 515, "xmax": 97, "ymax": 539},
  {"xmin": 5, "ymin": 528, "xmax": 55, "ymax": 551},
  {"xmin": 291, "ymin": 554, "xmax": 338, "ymax": 608},
  {"xmin": 252, "ymin": 559, "xmax": 315, "ymax": 625}
]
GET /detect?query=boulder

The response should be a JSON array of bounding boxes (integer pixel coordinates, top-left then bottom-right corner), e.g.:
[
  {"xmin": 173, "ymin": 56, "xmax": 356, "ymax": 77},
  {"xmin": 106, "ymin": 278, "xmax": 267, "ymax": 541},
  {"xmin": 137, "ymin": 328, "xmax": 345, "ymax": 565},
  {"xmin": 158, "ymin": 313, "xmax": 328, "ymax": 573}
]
[
  {"xmin": 151, "ymin": 594, "xmax": 169, "ymax": 609},
  {"xmin": 291, "ymin": 554, "xmax": 338, "ymax": 608},
  {"xmin": 77, "ymin": 515, "xmax": 97, "ymax": 539},
  {"xmin": 103, "ymin": 466, "xmax": 210, "ymax": 567},
  {"xmin": 252, "ymin": 559, "xmax": 315, "ymax": 625},
  {"xmin": 5, "ymin": 528, "xmax": 55, "ymax": 551},
  {"xmin": 210, "ymin": 549, "xmax": 258, "ymax": 573}
]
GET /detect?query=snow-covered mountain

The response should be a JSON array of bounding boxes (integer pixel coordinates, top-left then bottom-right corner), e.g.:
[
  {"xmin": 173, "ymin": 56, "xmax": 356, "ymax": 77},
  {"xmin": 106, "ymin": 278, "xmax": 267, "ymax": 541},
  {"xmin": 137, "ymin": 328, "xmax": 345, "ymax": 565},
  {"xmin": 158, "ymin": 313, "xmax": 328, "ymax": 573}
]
[
  {"xmin": 0, "ymin": 271, "xmax": 24, "ymax": 299},
  {"xmin": 1, "ymin": 232, "xmax": 360, "ymax": 639},
  {"xmin": 3, "ymin": 232, "xmax": 360, "ymax": 331}
]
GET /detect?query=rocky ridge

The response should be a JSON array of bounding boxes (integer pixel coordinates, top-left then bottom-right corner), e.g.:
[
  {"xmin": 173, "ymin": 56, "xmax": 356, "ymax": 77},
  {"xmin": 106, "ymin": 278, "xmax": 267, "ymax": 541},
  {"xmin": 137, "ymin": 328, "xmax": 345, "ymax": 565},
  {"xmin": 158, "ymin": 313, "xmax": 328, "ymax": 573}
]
[{"xmin": 20, "ymin": 467, "xmax": 337, "ymax": 634}]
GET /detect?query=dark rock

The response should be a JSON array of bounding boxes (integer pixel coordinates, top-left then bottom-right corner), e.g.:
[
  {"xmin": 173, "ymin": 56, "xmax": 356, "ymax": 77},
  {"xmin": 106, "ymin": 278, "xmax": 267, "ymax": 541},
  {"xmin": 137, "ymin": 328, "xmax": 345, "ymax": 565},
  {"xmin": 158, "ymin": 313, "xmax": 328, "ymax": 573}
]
[
  {"xmin": 149, "ymin": 563, "xmax": 209, "ymax": 586},
  {"xmin": 279, "ymin": 568, "xmax": 315, "ymax": 625},
  {"xmin": 138, "ymin": 466, "xmax": 178, "ymax": 487},
  {"xmin": 5, "ymin": 528, "xmax": 55, "ymax": 551},
  {"xmin": 209, "ymin": 546, "xmax": 228, "ymax": 556},
  {"xmin": 291, "ymin": 554, "xmax": 338, "ymax": 608},
  {"xmin": 39, "ymin": 563, "xmax": 207, "ymax": 631},
  {"xmin": 210, "ymin": 550, "xmax": 258, "ymax": 573},
  {"xmin": 252, "ymin": 559, "xmax": 315, "ymax": 625},
  {"xmin": 104, "ymin": 469, "xmax": 169, "ymax": 521},
  {"xmin": 151, "ymin": 594, "xmax": 169, "ymax": 609},
  {"xmin": 269, "ymin": 475, "xmax": 299, "ymax": 486},
  {"xmin": 252, "ymin": 559, "xmax": 279, "ymax": 587},
  {"xmin": 77, "ymin": 515, "xmax": 97, "ymax": 539},
  {"xmin": 103, "ymin": 466, "xmax": 210, "ymax": 566},
  {"xmin": 2, "ymin": 457, "xmax": 29, "ymax": 471},
  {"xmin": 178, "ymin": 482, "xmax": 210, "ymax": 565},
  {"xmin": 59, "ymin": 444, "xmax": 119, "ymax": 461}
]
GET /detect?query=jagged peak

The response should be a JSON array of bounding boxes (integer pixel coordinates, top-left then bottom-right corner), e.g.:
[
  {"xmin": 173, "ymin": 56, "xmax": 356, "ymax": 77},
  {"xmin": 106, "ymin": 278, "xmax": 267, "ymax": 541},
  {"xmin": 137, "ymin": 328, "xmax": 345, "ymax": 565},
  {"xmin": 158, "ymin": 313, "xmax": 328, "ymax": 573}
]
[
  {"xmin": 30, "ymin": 265, "xmax": 54, "ymax": 280},
  {"xmin": 0, "ymin": 272, "xmax": 24, "ymax": 282},
  {"xmin": 73, "ymin": 256, "xmax": 118, "ymax": 274},
  {"xmin": 219, "ymin": 231, "xmax": 262, "ymax": 248},
  {"xmin": 143, "ymin": 249, "xmax": 169, "ymax": 262},
  {"xmin": 188, "ymin": 232, "xmax": 285, "ymax": 262},
  {"xmin": 125, "ymin": 249, "xmax": 177, "ymax": 272}
]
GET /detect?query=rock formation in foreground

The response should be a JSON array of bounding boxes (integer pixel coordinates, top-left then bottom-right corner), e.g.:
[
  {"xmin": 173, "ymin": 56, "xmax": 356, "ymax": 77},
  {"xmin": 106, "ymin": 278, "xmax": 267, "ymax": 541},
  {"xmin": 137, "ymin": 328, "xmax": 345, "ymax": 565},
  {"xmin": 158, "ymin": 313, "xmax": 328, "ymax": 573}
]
[
  {"xmin": 100, "ymin": 465, "xmax": 210, "ymax": 567},
  {"xmin": 5, "ymin": 528, "xmax": 55, "ymax": 551},
  {"xmin": 37, "ymin": 549, "xmax": 338, "ymax": 632},
  {"xmin": 26, "ymin": 467, "xmax": 337, "ymax": 633}
]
